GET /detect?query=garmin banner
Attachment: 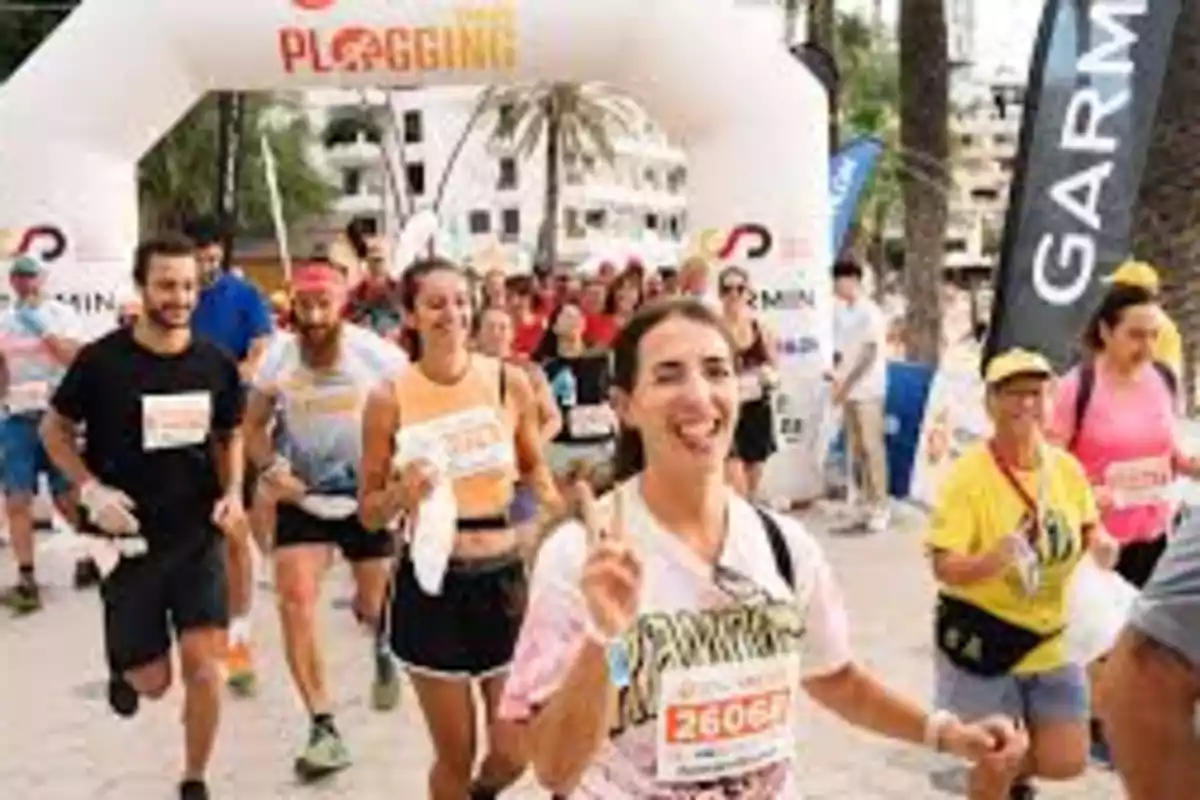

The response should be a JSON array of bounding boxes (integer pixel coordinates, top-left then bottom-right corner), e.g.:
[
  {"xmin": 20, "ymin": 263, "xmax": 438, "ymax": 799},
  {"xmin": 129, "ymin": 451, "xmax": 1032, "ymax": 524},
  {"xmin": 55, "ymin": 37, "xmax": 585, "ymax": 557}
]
[
  {"xmin": 984, "ymin": 0, "xmax": 1183, "ymax": 372},
  {"xmin": 829, "ymin": 136, "xmax": 884, "ymax": 255}
]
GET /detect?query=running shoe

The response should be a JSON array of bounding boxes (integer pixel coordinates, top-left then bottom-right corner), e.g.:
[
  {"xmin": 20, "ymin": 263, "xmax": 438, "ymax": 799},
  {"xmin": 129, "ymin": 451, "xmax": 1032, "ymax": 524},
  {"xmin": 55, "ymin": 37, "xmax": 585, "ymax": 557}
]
[
  {"xmin": 1090, "ymin": 734, "xmax": 1114, "ymax": 768},
  {"xmin": 108, "ymin": 675, "xmax": 140, "ymax": 718},
  {"xmin": 74, "ymin": 557, "xmax": 102, "ymax": 589},
  {"xmin": 1, "ymin": 581, "xmax": 42, "ymax": 615},
  {"xmin": 179, "ymin": 779, "xmax": 209, "ymax": 800},
  {"xmin": 294, "ymin": 724, "xmax": 352, "ymax": 782},
  {"xmin": 371, "ymin": 650, "xmax": 401, "ymax": 712},
  {"xmin": 1009, "ymin": 780, "xmax": 1037, "ymax": 799},
  {"xmin": 225, "ymin": 640, "xmax": 257, "ymax": 697}
]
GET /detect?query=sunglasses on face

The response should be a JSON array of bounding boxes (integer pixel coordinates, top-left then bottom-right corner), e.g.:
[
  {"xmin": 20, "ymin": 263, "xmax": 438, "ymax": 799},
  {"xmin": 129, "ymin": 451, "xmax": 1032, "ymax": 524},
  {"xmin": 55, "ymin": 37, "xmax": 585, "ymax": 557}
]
[{"xmin": 720, "ymin": 283, "xmax": 748, "ymax": 296}]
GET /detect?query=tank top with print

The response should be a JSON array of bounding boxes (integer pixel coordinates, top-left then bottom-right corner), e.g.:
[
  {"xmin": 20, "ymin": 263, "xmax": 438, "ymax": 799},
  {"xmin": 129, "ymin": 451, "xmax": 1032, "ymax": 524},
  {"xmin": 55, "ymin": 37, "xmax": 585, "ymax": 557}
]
[{"xmin": 393, "ymin": 355, "xmax": 518, "ymax": 524}]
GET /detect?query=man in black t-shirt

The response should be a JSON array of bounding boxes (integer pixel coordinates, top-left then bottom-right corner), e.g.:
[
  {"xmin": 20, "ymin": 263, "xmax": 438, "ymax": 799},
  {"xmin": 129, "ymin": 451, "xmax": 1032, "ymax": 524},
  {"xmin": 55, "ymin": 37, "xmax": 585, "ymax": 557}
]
[{"xmin": 38, "ymin": 234, "xmax": 246, "ymax": 800}]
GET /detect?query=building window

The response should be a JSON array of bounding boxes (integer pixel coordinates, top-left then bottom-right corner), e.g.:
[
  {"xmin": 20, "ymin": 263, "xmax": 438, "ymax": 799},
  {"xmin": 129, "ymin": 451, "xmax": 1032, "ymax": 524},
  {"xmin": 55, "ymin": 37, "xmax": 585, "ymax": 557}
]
[
  {"xmin": 645, "ymin": 213, "xmax": 660, "ymax": 231},
  {"xmin": 584, "ymin": 209, "xmax": 607, "ymax": 228},
  {"xmin": 643, "ymin": 168, "xmax": 659, "ymax": 189},
  {"xmin": 498, "ymin": 157, "xmax": 518, "ymax": 190},
  {"xmin": 497, "ymin": 103, "xmax": 516, "ymax": 137},
  {"xmin": 501, "ymin": 208, "xmax": 520, "ymax": 241},
  {"xmin": 342, "ymin": 168, "xmax": 362, "ymax": 195},
  {"xmin": 403, "ymin": 110, "xmax": 423, "ymax": 144},
  {"xmin": 565, "ymin": 208, "xmax": 585, "ymax": 238},
  {"xmin": 406, "ymin": 162, "xmax": 426, "ymax": 196},
  {"xmin": 668, "ymin": 216, "xmax": 681, "ymax": 238},
  {"xmin": 468, "ymin": 210, "xmax": 491, "ymax": 234}
]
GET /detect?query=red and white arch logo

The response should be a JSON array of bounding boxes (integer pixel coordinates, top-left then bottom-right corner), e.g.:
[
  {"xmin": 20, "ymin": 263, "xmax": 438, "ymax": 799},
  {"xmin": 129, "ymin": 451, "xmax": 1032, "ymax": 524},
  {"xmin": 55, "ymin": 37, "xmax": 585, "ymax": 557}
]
[{"xmin": 292, "ymin": 0, "xmax": 336, "ymax": 10}]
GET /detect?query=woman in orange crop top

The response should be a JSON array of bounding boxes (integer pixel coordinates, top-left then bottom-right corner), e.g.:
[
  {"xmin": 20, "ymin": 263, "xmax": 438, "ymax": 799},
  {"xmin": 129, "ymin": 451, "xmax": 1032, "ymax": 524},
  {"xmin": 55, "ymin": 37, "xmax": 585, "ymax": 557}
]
[{"xmin": 359, "ymin": 257, "xmax": 562, "ymax": 800}]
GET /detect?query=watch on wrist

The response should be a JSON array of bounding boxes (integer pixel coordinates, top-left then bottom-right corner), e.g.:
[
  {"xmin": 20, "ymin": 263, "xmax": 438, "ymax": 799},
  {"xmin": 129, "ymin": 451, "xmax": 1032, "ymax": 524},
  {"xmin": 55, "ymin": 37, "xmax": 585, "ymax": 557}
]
[{"xmin": 924, "ymin": 709, "xmax": 957, "ymax": 752}]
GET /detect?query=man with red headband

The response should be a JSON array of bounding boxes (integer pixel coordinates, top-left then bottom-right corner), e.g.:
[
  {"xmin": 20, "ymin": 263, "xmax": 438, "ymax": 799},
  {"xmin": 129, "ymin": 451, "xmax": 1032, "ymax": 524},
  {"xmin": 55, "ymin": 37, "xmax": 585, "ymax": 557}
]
[{"xmin": 241, "ymin": 262, "xmax": 408, "ymax": 780}]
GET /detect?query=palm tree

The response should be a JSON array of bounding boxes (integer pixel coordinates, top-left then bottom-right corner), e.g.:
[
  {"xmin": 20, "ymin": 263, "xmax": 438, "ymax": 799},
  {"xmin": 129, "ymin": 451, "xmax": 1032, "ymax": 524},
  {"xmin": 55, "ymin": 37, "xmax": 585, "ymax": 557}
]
[
  {"xmin": 484, "ymin": 82, "xmax": 634, "ymax": 270},
  {"xmin": 1132, "ymin": 0, "xmax": 1200, "ymax": 409},
  {"xmin": 898, "ymin": 0, "xmax": 950, "ymax": 364}
]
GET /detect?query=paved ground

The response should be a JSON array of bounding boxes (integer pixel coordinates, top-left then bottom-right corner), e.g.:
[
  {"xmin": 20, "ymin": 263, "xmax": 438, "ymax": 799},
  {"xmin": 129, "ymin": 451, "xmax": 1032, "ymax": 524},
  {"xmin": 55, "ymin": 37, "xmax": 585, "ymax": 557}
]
[{"xmin": 0, "ymin": 505, "xmax": 1124, "ymax": 799}]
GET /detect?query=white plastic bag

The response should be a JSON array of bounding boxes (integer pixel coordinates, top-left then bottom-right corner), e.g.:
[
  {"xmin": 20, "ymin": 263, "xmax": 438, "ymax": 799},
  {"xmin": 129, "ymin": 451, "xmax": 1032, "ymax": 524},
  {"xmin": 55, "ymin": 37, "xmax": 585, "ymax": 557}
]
[
  {"xmin": 1066, "ymin": 556, "xmax": 1140, "ymax": 664},
  {"xmin": 394, "ymin": 436, "xmax": 457, "ymax": 596}
]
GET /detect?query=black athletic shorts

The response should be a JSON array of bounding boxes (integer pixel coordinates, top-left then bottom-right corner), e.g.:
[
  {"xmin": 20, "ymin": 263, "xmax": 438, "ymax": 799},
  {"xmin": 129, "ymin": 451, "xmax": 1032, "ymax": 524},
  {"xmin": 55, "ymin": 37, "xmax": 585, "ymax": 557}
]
[
  {"xmin": 101, "ymin": 532, "xmax": 228, "ymax": 674},
  {"xmin": 274, "ymin": 503, "xmax": 395, "ymax": 562},
  {"xmin": 1116, "ymin": 535, "xmax": 1169, "ymax": 589},
  {"xmin": 389, "ymin": 549, "xmax": 527, "ymax": 679}
]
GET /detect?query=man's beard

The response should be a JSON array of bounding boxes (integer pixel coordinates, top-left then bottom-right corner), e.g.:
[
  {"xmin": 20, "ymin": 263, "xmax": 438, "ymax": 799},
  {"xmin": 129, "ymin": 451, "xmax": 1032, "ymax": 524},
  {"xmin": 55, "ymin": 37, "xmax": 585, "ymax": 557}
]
[{"xmin": 145, "ymin": 306, "xmax": 192, "ymax": 330}]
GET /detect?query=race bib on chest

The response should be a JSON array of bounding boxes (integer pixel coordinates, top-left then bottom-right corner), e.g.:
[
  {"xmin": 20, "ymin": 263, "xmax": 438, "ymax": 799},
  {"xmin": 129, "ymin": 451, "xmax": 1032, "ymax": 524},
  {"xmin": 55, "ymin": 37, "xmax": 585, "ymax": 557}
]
[
  {"xmin": 569, "ymin": 404, "xmax": 614, "ymax": 439},
  {"xmin": 656, "ymin": 654, "xmax": 800, "ymax": 784},
  {"xmin": 738, "ymin": 372, "xmax": 764, "ymax": 402},
  {"xmin": 142, "ymin": 392, "xmax": 212, "ymax": 451},
  {"xmin": 396, "ymin": 406, "xmax": 514, "ymax": 479},
  {"xmin": 285, "ymin": 384, "xmax": 362, "ymax": 420},
  {"xmin": 7, "ymin": 380, "xmax": 49, "ymax": 414},
  {"xmin": 1105, "ymin": 456, "xmax": 1172, "ymax": 509}
]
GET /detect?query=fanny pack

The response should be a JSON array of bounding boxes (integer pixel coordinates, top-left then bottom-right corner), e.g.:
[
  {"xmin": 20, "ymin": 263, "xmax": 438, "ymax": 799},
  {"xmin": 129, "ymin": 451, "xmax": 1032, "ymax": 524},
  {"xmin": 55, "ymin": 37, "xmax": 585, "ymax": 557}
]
[{"xmin": 935, "ymin": 593, "xmax": 1062, "ymax": 677}]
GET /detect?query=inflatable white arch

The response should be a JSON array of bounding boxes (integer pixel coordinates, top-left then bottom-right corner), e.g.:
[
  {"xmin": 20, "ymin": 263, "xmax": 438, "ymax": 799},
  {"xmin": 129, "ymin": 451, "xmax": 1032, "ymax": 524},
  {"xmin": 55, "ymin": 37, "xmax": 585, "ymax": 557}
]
[{"xmin": 0, "ymin": 0, "xmax": 832, "ymax": 500}]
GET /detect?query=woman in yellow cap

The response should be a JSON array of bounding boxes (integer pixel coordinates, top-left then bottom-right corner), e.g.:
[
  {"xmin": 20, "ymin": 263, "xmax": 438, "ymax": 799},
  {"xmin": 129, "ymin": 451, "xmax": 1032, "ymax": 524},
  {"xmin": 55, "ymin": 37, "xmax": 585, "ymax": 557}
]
[{"xmin": 924, "ymin": 348, "xmax": 1118, "ymax": 800}]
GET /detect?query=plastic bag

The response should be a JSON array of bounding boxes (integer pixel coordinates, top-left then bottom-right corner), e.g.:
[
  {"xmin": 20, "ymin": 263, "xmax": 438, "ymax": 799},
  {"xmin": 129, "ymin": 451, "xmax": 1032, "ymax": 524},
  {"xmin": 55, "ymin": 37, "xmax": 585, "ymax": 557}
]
[{"xmin": 1066, "ymin": 556, "xmax": 1140, "ymax": 664}]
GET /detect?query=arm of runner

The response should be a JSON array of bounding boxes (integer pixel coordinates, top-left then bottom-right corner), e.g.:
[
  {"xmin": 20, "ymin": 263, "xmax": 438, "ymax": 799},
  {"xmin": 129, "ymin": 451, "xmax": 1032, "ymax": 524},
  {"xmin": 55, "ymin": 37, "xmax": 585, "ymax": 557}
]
[
  {"xmin": 40, "ymin": 346, "xmax": 96, "ymax": 488},
  {"xmin": 358, "ymin": 381, "xmax": 432, "ymax": 530},
  {"xmin": 520, "ymin": 485, "xmax": 639, "ymax": 794},
  {"xmin": 210, "ymin": 355, "xmax": 248, "ymax": 532},
  {"xmin": 532, "ymin": 368, "xmax": 563, "ymax": 444},
  {"xmin": 925, "ymin": 464, "xmax": 1015, "ymax": 586},
  {"xmin": 239, "ymin": 333, "xmax": 272, "ymax": 384},
  {"xmin": 510, "ymin": 363, "xmax": 564, "ymax": 514}
]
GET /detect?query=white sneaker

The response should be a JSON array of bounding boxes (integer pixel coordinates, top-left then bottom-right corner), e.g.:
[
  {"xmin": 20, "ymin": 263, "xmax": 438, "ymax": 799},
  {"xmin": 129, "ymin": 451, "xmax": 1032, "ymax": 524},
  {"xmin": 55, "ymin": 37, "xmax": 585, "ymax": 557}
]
[{"xmin": 865, "ymin": 508, "xmax": 891, "ymax": 533}]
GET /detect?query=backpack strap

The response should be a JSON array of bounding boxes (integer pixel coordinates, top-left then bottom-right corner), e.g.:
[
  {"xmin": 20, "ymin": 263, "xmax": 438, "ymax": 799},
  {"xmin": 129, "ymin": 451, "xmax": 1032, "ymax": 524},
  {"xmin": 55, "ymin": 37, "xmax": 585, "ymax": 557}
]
[
  {"xmin": 498, "ymin": 358, "xmax": 509, "ymax": 405},
  {"xmin": 753, "ymin": 505, "xmax": 794, "ymax": 589},
  {"xmin": 1068, "ymin": 361, "xmax": 1096, "ymax": 452},
  {"xmin": 1152, "ymin": 360, "xmax": 1178, "ymax": 397}
]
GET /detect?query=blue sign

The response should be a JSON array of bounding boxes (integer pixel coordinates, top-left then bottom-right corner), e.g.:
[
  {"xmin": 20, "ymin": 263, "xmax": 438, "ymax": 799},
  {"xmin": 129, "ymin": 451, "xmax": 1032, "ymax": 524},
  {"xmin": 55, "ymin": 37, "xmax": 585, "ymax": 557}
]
[{"xmin": 829, "ymin": 137, "xmax": 885, "ymax": 255}]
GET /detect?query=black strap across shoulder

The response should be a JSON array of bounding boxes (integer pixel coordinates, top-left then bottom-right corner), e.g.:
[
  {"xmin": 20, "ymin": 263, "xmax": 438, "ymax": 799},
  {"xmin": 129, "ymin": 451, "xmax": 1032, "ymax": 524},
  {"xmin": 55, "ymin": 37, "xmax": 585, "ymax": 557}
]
[{"xmin": 754, "ymin": 505, "xmax": 794, "ymax": 588}]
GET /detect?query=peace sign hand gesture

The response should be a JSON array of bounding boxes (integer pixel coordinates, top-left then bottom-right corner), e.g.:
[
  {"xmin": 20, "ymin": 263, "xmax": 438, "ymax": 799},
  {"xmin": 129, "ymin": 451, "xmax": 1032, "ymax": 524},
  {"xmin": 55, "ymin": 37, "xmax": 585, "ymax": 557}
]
[{"xmin": 578, "ymin": 482, "xmax": 643, "ymax": 643}]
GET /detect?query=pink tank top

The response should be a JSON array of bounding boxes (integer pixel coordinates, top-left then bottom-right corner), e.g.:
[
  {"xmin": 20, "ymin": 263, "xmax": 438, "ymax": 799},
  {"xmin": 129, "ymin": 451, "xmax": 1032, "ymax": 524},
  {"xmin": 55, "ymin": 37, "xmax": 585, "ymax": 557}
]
[{"xmin": 1051, "ymin": 363, "xmax": 1176, "ymax": 544}]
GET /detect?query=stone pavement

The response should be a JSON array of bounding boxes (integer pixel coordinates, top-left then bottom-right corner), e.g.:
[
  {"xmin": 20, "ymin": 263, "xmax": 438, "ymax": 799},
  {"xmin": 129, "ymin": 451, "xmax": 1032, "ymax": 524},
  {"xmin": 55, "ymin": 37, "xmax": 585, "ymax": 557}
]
[{"xmin": 0, "ymin": 506, "xmax": 1124, "ymax": 799}]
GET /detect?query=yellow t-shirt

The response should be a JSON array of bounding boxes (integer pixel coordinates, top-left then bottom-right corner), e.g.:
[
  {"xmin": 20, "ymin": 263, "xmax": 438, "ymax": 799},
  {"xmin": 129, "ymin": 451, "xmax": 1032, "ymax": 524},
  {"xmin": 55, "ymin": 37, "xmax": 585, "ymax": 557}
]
[
  {"xmin": 1155, "ymin": 310, "xmax": 1183, "ymax": 381},
  {"xmin": 925, "ymin": 441, "xmax": 1098, "ymax": 674}
]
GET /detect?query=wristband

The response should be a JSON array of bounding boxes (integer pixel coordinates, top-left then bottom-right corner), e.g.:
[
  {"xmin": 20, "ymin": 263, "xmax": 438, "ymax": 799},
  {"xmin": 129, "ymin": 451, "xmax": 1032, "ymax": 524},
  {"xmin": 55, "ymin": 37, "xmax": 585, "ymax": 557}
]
[
  {"xmin": 924, "ymin": 709, "xmax": 957, "ymax": 752},
  {"xmin": 583, "ymin": 614, "xmax": 632, "ymax": 689}
]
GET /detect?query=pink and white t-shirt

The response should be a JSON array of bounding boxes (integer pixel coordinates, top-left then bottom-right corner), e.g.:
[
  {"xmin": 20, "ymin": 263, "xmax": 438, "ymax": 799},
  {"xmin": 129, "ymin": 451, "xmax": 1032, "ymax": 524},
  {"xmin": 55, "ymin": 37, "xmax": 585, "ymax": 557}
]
[
  {"xmin": 500, "ymin": 480, "xmax": 853, "ymax": 798},
  {"xmin": 1051, "ymin": 363, "xmax": 1177, "ymax": 544}
]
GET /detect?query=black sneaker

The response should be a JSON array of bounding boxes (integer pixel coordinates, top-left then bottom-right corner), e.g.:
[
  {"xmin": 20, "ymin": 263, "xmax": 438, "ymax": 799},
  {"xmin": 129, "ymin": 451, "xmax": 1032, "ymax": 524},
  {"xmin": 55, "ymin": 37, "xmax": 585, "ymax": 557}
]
[
  {"xmin": 179, "ymin": 779, "xmax": 209, "ymax": 800},
  {"xmin": 74, "ymin": 558, "xmax": 102, "ymax": 589},
  {"xmin": 108, "ymin": 675, "xmax": 140, "ymax": 718}
]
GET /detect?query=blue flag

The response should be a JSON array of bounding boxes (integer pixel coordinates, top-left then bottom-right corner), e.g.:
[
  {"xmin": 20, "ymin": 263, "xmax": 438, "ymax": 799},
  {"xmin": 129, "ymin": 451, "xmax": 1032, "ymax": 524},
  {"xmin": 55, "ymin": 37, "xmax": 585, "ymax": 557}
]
[{"xmin": 829, "ymin": 136, "xmax": 884, "ymax": 255}]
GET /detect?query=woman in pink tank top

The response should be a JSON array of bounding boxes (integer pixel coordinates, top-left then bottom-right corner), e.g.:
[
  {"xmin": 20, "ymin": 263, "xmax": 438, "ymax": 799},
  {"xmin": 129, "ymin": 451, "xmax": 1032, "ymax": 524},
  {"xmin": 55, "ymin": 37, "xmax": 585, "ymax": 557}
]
[{"xmin": 1049, "ymin": 285, "xmax": 1200, "ymax": 590}]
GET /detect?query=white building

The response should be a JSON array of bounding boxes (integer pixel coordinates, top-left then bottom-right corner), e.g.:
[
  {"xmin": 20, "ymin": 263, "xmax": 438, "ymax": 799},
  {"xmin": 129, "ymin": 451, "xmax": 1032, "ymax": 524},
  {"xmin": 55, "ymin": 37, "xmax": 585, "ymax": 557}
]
[
  {"xmin": 301, "ymin": 86, "xmax": 689, "ymax": 270},
  {"xmin": 946, "ymin": 0, "xmax": 978, "ymax": 67}
]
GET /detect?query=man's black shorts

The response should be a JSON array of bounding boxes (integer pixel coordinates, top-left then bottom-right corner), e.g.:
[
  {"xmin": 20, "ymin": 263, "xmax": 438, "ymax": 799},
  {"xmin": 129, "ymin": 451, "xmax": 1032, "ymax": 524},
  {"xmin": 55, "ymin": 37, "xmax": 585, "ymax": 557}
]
[
  {"xmin": 101, "ymin": 532, "xmax": 228, "ymax": 674},
  {"xmin": 275, "ymin": 503, "xmax": 395, "ymax": 562}
]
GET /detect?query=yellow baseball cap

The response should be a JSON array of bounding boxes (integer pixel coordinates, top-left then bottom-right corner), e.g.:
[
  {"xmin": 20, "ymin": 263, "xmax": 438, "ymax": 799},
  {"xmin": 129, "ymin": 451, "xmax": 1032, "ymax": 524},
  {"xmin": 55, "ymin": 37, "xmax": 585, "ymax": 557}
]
[
  {"xmin": 1103, "ymin": 260, "xmax": 1160, "ymax": 292},
  {"xmin": 985, "ymin": 348, "xmax": 1053, "ymax": 387}
]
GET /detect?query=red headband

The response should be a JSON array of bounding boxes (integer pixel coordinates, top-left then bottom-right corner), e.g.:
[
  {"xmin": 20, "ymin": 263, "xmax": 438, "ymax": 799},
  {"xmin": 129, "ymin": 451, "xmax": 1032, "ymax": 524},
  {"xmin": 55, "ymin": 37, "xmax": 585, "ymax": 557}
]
[{"xmin": 290, "ymin": 264, "xmax": 347, "ymax": 294}]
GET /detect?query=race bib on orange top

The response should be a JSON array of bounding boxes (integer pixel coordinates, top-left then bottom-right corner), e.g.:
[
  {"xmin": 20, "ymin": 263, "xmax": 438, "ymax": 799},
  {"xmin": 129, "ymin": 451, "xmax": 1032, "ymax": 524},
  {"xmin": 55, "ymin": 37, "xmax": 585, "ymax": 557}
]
[
  {"xmin": 142, "ymin": 392, "xmax": 212, "ymax": 451},
  {"xmin": 1105, "ymin": 456, "xmax": 1172, "ymax": 509},
  {"xmin": 655, "ymin": 654, "xmax": 800, "ymax": 784},
  {"xmin": 396, "ymin": 406, "xmax": 514, "ymax": 480},
  {"xmin": 6, "ymin": 380, "xmax": 49, "ymax": 414},
  {"xmin": 569, "ymin": 404, "xmax": 614, "ymax": 439},
  {"xmin": 738, "ymin": 372, "xmax": 764, "ymax": 403}
]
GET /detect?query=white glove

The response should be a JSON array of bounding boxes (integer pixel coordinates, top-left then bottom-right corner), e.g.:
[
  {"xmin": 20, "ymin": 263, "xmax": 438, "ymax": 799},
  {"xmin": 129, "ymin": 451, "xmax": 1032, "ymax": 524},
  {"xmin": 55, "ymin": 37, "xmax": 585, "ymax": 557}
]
[{"xmin": 80, "ymin": 479, "xmax": 141, "ymax": 537}]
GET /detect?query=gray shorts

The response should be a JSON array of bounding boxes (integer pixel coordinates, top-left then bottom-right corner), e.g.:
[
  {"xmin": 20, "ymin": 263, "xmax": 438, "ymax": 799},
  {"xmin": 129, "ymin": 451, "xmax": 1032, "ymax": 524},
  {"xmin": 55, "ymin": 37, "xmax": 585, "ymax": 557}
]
[
  {"xmin": 1129, "ymin": 515, "xmax": 1200, "ymax": 668},
  {"xmin": 934, "ymin": 652, "xmax": 1089, "ymax": 725}
]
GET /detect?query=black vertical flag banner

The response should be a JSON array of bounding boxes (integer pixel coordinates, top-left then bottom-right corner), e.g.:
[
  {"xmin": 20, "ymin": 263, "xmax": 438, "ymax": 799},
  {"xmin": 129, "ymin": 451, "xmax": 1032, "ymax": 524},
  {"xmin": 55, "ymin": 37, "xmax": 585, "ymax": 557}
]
[
  {"xmin": 984, "ymin": 0, "xmax": 1183, "ymax": 372},
  {"xmin": 214, "ymin": 92, "xmax": 247, "ymax": 271}
]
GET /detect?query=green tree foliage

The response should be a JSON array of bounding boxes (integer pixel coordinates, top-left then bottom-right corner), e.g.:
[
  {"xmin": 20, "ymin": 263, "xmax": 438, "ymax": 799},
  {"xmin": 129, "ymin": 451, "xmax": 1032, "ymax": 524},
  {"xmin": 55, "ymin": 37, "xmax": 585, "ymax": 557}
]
[
  {"xmin": 0, "ymin": 2, "xmax": 70, "ymax": 82},
  {"xmin": 138, "ymin": 93, "xmax": 333, "ymax": 237}
]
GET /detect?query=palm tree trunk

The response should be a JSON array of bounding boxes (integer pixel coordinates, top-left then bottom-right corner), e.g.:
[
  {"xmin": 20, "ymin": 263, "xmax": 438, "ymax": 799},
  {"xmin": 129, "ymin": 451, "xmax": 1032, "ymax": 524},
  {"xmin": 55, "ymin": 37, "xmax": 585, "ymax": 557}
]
[
  {"xmin": 1132, "ymin": 0, "xmax": 1200, "ymax": 411},
  {"xmin": 434, "ymin": 86, "xmax": 497, "ymax": 215},
  {"xmin": 899, "ymin": 0, "xmax": 949, "ymax": 365},
  {"xmin": 807, "ymin": 0, "xmax": 839, "ymax": 150},
  {"xmin": 783, "ymin": 0, "xmax": 802, "ymax": 44},
  {"xmin": 538, "ymin": 97, "xmax": 562, "ymax": 270}
]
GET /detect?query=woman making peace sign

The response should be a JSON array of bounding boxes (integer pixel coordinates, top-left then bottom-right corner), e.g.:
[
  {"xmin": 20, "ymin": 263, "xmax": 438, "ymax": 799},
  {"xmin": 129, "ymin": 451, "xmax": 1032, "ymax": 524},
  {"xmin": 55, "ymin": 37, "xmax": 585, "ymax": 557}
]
[{"xmin": 500, "ymin": 299, "xmax": 1027, "ymax": 798}]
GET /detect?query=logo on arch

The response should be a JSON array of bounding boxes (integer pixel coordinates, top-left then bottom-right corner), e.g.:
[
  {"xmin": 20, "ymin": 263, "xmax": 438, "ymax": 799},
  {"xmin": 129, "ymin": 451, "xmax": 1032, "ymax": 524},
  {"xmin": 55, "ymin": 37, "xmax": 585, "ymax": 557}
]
[{"xmin": 0, "ymin": 225, "xmax": 68, "ymax": 263}]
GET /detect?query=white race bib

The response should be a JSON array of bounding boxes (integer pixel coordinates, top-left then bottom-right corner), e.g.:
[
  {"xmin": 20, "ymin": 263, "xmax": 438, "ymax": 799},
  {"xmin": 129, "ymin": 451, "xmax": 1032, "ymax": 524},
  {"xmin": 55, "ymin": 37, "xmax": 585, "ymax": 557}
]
[
  {"xmin": 656, "ymin": 654, "xmax": 799, "ymax": 784},
  {"xmin": 1105, "ymin": 456, "xmax": 1172, "ymax": 509},
  {"xmin": 395, "ymin": 406, "xmax": 514, "ymax": 480},
  {"xmin": 7, "ymin": 380, "xmax": 49, "ymax": 414},
  {"xmin": 142, "ymin": 392, "xmax": 212, "ymax": 451},
  {"xmin": 738, "ymin": 372, "xmax": 764, "ymax": 403},
  {"xmin": 569, "ymin": 404, "xmax": 614, "ymax": 439}
]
